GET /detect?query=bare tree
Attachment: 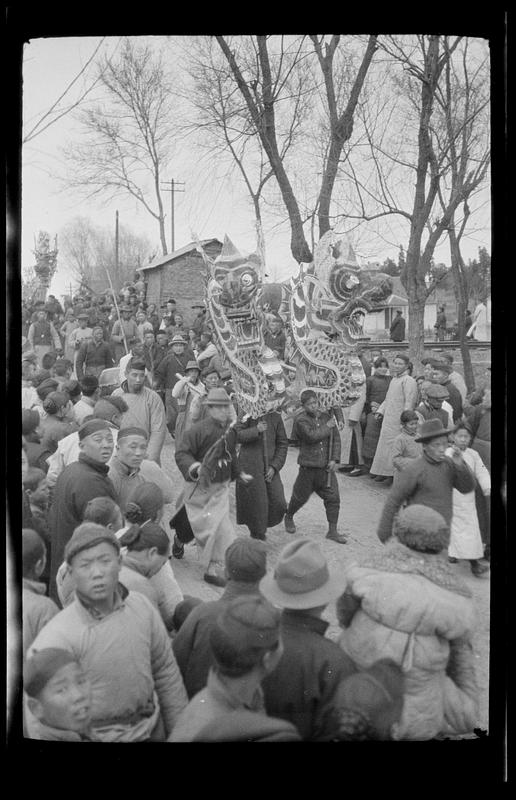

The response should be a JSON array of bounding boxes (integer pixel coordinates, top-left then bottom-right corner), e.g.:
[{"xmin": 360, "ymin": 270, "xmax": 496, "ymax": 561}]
[
  {"xmin": 59, "ymin": 216, "xmax": 153, "ymax": 292},
  {"xmin": 63, "ymin": 39, "xmax": 176, "ymax": 255},
  {"xmin": 438, "ymin": 38, "xmax": 490, "ymax": 391},
  {"xmin": 23, "ymin": 38, "xmax": 110, "ymax": 144},
  {"xmin": 338, "ymin": 35, "xmax": 489, "ymax": 365},
  {"xmin": 215, "ymin": 35, "xmax": 377, "ymax": 264}
]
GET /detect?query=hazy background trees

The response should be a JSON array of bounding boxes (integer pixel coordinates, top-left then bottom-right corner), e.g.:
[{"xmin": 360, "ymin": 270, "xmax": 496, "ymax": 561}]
[
  {"xmin": 59, "ymin": 216, "xmax": 153, "ymax": 293},
  {"xmin": 62, "ymin": 38, "xmax": 177, "ymax": 255}
]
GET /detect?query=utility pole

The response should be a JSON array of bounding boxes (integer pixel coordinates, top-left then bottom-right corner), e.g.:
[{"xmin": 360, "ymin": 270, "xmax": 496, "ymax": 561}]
[
  {"xmin": 115, "ymin": 209, "xmax": 119, "ymax": 277},
  {"xmin": 160, "ymin": 179, "xmax": 185, "ymax": 253}
]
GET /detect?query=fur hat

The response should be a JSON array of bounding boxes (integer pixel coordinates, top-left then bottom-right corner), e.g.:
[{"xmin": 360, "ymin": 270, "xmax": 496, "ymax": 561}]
[
  {"xmin": 225, "ymin": 538, "xmax": 267, "ymax": 583},
  {"xmin": 319, "ymin": 659, "xmax": 405, "ymax": 740},
  {"xmin": 259, "ymin": 540, "xmax": 342, "ymax": 609},
  {"xmin": 24, "ymin": 649, "xmax": 78, "ymax": 698},
  {"xmin": 394, "ymin": 505, "xmax": 449, "ymax": 553},
  {"xmin": 415, "ymin": 418, "xmax": 454, "ymax": 442},
  {"xmin": 65, "ymin": 522, "xmax": 121, "ymax": 564}
]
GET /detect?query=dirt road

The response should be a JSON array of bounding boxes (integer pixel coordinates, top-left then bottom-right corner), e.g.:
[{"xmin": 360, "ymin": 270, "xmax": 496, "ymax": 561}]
[{"xmin": 161, "ymin": 435, "xmax": 489, "ymax": 735}]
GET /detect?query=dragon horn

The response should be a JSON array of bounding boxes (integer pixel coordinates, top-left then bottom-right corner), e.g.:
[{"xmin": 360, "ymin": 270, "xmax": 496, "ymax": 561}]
[
  {"xmin": 214, "ymin": 234, "xmax": 248, "ymax": 266},
  {"xmin": 192, "ymin": 230, "xmax": 214, "ymax": 269}
]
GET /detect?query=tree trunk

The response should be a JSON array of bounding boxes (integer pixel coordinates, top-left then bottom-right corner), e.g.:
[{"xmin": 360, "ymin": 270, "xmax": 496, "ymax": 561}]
[
  {"xmin": 253, "ymin": 198, "xmax": 266, "ymax": 280},
  {"xmin": 406, "ymin": 288, "xmax": 426, "ymax": 373},
  {"xmin": 449, "ymin": 226, "xmax": 476, "ymax": 392},
  {"xmin": 158, "ymin": 215, "xmax": 168, "ymax": 256}
]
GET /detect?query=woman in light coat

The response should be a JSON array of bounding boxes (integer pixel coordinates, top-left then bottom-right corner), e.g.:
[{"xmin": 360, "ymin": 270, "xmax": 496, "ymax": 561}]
[
  {"xmin": 370, "ymin": 354, "xmax": 418, "ymax": 483},
  {"xmin": 337, "ymin": 505, "xmax": 478, "ymax": 741},
  {"xmin": 446, "ymin": 422, "xmax": 490, "ymax": 576}
]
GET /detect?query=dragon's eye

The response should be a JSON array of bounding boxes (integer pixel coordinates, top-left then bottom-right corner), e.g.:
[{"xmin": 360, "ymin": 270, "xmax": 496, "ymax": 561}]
[{"xmin": 241, "ymin": 273, "xmax": 254, "ymax": 287}]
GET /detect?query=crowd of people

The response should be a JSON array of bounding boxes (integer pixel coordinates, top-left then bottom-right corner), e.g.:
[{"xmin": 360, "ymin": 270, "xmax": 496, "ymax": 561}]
[{"xmin": 18, "ymin": 276, "xmax": 491, "ymax": 742}]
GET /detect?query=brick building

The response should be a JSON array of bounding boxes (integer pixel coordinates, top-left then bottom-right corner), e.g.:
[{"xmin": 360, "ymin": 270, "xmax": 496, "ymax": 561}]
[{"xmin": 136, "ymin": 239, "xmax": 223, "ymax": 327}]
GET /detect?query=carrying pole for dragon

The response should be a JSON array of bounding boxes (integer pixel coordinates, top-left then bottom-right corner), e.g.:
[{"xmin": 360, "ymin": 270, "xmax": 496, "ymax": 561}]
[
  {"xmin": 326, "ymin": 408, "xmax": 335, "ymax": 489},
  {"xmin": 103, "ymin": 262, "xmax": 128, "ymax": 355}
]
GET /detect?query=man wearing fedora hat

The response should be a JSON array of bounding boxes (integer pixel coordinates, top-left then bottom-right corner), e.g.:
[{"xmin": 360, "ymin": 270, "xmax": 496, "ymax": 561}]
[
  {"xmin": 175, "ymin": 388, "xmax": 253, "ymax": 587},
  {"xmin": 259, "ymin": 540, "xmax": 357, "ymax": 740},
  {"xmin": 376, "ymin": 418, "xmax": 475, "ymax": 544},
  {"xmin": 284, "ymin": 389, "xmax": 347, "ymax": 544},
  {"xmin": 154, "ymin": 334, "xmax": 190, "ymax": 437}
]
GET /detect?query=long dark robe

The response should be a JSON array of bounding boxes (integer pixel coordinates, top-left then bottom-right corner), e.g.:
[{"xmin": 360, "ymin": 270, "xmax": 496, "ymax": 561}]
[
  {"xmin": 362, "ymin": 374, "xmax": 392, "ymax": 465},
  {"xmin": 235, "ymin": 412, "xmax": 288, "ymax": 536}
]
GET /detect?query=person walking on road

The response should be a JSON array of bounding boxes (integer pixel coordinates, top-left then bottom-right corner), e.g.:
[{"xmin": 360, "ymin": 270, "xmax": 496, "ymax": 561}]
[
  {"xmin": 235, "ymin": 411, "xmax": 288, "ymax": 541},
  {"xmin": 174, "ymin": 388, "xmax": 253, "ymax": 587},
  {"xmin": 376, "ymin": 418, "xmax": 475, "ymax": 544},
  {"xmin": 283, "ymin": 389, "xmax": 346, "ymax": 544}
]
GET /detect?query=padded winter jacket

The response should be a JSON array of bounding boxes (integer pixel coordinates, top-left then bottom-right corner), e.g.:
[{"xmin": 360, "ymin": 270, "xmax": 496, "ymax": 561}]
[
  {"xmin": 293, "ymin": 410, "xmax": 341, "ymax": 469},
  {"xmin": 338, "ymin": 543, "xmax": 478, "ymax": 740}
]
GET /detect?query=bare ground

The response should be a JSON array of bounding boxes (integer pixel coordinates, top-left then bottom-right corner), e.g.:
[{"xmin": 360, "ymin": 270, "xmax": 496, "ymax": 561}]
[{"xmin": 160, "ymin": 434, "xmax": 489, "ymax": 736}]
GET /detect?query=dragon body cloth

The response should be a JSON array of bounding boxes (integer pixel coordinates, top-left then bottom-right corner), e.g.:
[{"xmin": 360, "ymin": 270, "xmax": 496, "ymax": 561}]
[{"xmin": 196, "ymin": 229, "xmax": 393, "ymax": 419}]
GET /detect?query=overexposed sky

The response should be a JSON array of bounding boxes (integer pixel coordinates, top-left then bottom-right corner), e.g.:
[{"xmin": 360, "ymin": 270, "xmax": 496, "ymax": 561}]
[{"xmin": 21, "ymin": 35, "xmax": 491, "ymax": 299}]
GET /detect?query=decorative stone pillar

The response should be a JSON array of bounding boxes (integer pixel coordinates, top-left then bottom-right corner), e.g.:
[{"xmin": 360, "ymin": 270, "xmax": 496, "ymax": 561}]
[{"xmin": 33, "ymin": 231, "xmax": 58, "ymax": 304}]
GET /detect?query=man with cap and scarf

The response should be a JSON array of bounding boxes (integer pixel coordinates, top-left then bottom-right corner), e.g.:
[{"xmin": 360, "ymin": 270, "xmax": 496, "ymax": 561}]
[
  {"xmin": 172, "ymin": 537, "xmax": 268, "ymax": 698},
  {"xmin": 171, "ymin": 359, "xmax": 206, "ymax": 445},
  {"xmin": 108, "ymin": 427, "xmax": 174, "ymax": 512},
  {"xmin": 170, "ymin": 595, "xmax": 300, "ymax": 742},
  {"xmin": 112, "ymin": 357, "xmax": 167, "ymax": 463},
  {"xmin": 259, "ymin": 539, "xmax": 357, "ymax": 740},
  {"xmin": 283, "ymin": 389, "xmax": 347, "ymax": 544},
  {"xmin": 174, "ymin": 388, "xmax": 253, "ymax": 587},
  {"xmin": 430, "ymin": 360, "xmax": 464, "ymax": 423},
  {"xmin": 75, "ymin": 325, "xmax": 114, "ymax": 381},
  {"xmin": 45, "ymin": 396, "xmax": 127, "ymax": 487},
  {"xmin": 47, "ymin": 419, "xmax": 118, "ymax": 603},
  {"xmin": 154, "ymin": 334, "xmax": 190, "ymax": 437},
  {"xmin": 26, "ymin": 523, "xmax": 188, "ymax": 742},
  {"xmin": 376, "ymin": 418, "xmax": 476, "ymax": 544},
  {"xmin": 417, "ymin": 382, "xmax": 451, "ymax": 428}
]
